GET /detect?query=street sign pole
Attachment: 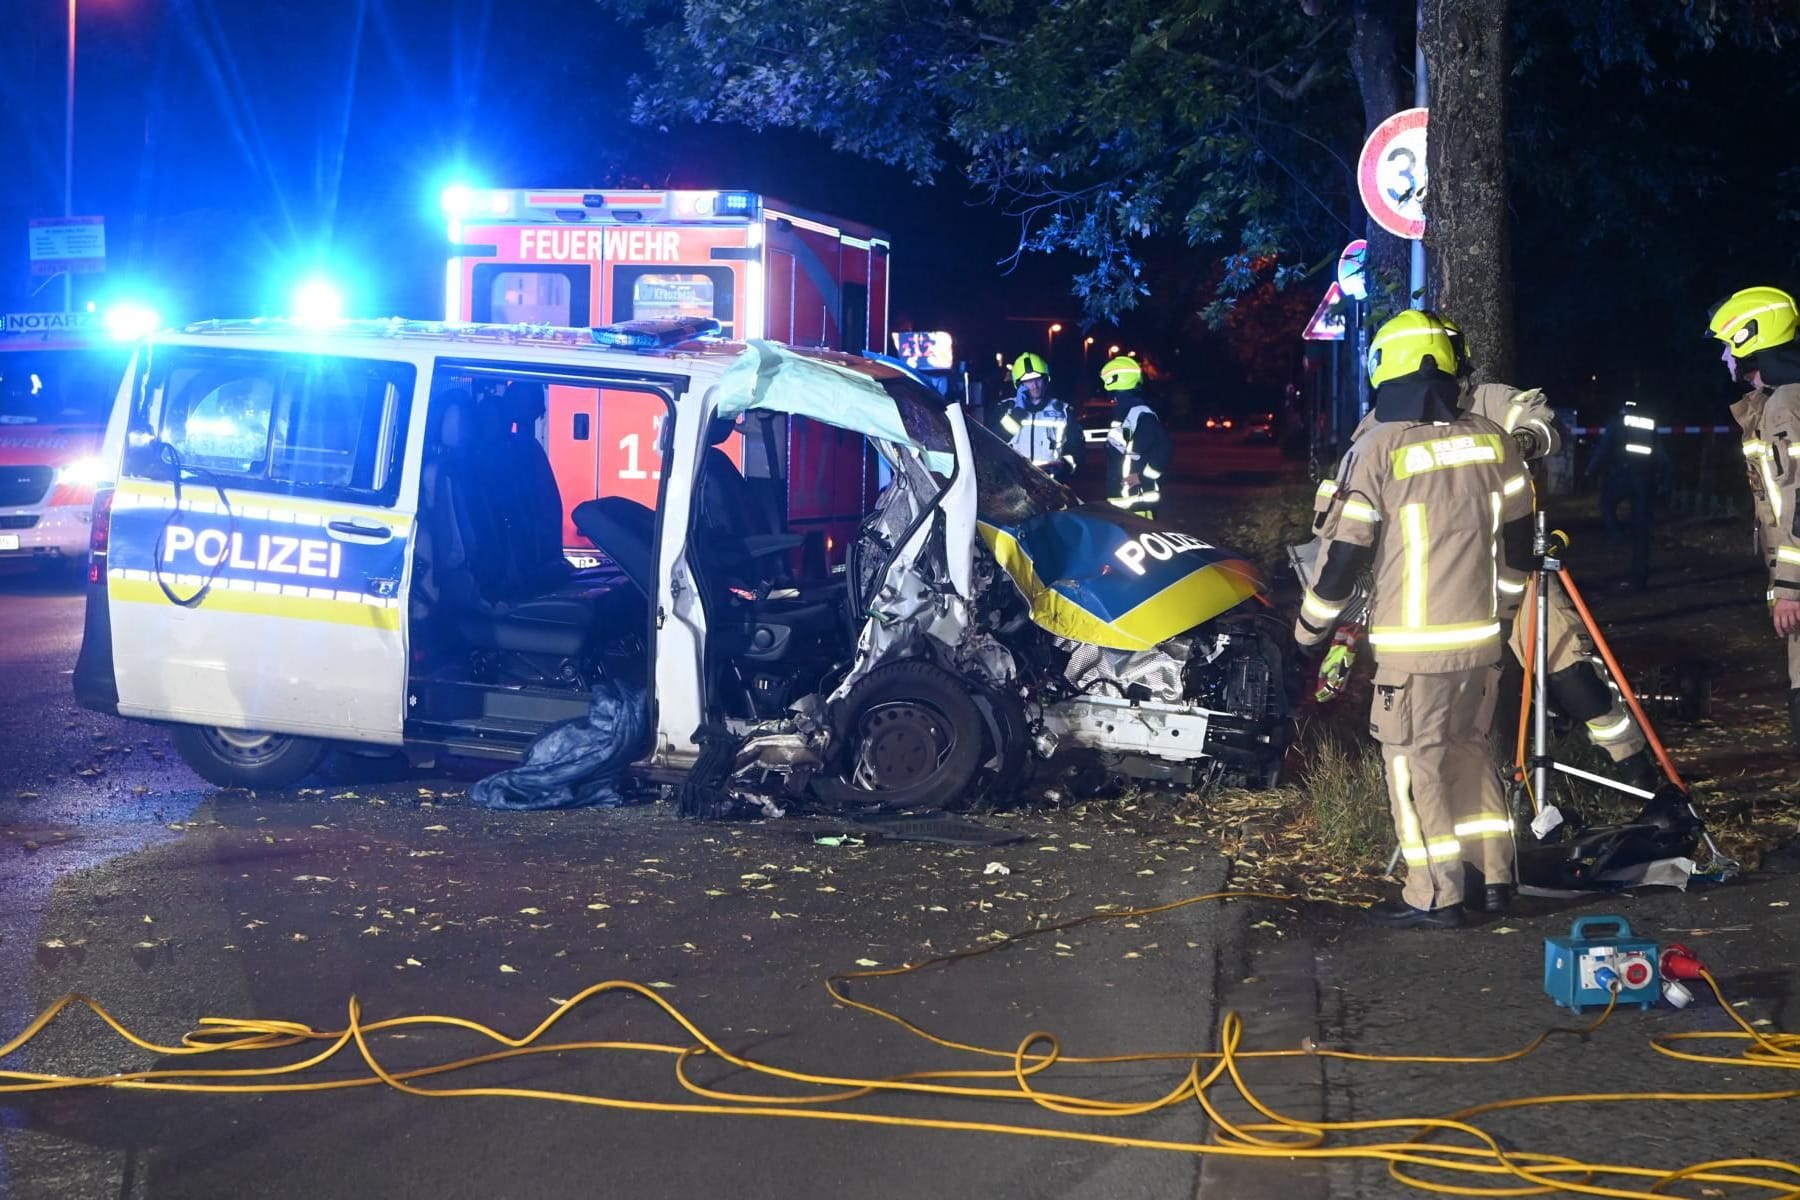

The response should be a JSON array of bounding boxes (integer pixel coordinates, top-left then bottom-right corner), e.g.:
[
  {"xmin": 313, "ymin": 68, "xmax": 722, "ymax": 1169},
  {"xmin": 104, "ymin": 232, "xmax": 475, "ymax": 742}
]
[{"xmin": 1411, "ymin": 0, "xmax": 1427, "ymax": 308}]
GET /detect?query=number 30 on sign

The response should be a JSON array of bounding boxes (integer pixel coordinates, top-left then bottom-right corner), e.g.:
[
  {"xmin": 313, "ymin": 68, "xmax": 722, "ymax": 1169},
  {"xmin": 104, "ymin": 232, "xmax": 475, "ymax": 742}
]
[{"xmin": 1358, "ymin": 108, "xmax": 1428, "ymax": 241}]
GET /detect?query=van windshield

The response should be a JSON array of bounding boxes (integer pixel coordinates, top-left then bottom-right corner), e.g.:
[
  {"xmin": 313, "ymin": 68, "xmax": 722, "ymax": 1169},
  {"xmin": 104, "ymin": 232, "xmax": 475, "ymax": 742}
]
[{"xmin": 0, "ymin": 347, "xmax": 129, "ymax": 427}]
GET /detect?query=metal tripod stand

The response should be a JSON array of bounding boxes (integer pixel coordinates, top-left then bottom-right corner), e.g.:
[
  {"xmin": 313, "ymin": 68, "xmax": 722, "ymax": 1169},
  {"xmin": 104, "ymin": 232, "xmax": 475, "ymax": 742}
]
[{"xmin": 1513, "ymin": 512, "xmax": 1737, "ymax": 879}]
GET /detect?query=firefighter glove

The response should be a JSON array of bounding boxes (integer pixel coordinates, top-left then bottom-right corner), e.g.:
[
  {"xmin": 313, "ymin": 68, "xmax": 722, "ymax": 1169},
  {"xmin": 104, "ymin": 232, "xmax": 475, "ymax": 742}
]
[{"xmin": 1512, "ymin": 427, "xmax": 1540, "ymax": 459}]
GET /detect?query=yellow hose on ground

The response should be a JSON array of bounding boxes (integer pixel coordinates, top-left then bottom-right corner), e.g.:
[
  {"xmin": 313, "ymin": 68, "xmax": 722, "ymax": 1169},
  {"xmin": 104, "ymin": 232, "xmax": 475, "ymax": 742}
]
[{"xmin": 2, "ymin": 889, "xmax": 1797, "ymax": 1199}]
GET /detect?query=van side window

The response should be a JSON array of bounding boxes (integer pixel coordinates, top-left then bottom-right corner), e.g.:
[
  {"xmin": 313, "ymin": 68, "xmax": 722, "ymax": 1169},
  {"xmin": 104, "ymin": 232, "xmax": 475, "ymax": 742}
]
[{"xmin": 126, "ymin": 350, "xmax": 415, "ymax": 505}]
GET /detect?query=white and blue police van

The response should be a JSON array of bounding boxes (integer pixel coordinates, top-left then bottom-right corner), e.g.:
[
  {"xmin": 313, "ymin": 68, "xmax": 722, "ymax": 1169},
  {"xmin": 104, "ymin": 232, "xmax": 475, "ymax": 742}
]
[{"xmin": 73, "ymin": 317, "xmax": 1290, "ymax": 802}]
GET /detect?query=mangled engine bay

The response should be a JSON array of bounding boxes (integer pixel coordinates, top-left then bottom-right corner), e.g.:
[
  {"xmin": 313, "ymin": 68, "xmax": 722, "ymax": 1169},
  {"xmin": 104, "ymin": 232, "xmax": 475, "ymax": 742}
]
[{"xmin": 707, "ymin": 344, "xmax": 1290, "ymax": 813}]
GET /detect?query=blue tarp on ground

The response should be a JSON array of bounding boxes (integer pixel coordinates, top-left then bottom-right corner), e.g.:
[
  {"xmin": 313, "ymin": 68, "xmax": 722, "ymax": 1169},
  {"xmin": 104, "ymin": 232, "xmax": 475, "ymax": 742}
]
[{"xmin": 470, "ymin": 679, "xmax": 648, "ymax": 811}]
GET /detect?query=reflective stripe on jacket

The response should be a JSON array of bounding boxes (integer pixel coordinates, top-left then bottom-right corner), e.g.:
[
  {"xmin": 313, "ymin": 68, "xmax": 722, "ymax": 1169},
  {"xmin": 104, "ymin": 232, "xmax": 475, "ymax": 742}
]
[
  {"xmin": 1104, "ymin": 397, "xmax": 1170, "ymax": 507},
  {"xmin": 1732, "ymin": 383, "xmax": 1800, "ymax": 601},
  {"xmin": 1002, "ymin": 396, "xmax": 1078, "ymax": 470},
  {"xmin": 1311, "ymin": 415, "xmax": 1535, "ymax": 673}
]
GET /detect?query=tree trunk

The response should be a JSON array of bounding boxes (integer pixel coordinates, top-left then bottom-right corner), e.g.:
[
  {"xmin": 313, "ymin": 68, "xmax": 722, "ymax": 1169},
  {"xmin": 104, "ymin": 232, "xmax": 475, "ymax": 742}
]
[
  {"xmin": 1421, "ymin": 0, "xmax": 1514, "ymax": 384},
  {"xmin": 1348, "ymin": 0, "xmax": 1411, "ymax": 315}
]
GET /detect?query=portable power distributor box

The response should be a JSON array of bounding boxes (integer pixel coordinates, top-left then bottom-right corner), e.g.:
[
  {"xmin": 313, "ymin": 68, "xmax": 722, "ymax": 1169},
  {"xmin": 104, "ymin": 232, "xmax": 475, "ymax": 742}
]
[{"xmin": 1543, "ymin": 915, "xmax": 1660, "ymax": 1012}]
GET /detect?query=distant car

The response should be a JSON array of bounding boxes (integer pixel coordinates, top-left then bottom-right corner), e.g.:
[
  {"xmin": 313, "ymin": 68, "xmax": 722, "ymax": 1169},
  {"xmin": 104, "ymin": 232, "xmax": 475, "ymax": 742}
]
[
  {"xmin": 1245, "ymin": 412, "xmax": 1276, "ymax": 443},
  {"xmin": 1202, "ymin": 414, "xmax": 1237, "ymax": 434}
]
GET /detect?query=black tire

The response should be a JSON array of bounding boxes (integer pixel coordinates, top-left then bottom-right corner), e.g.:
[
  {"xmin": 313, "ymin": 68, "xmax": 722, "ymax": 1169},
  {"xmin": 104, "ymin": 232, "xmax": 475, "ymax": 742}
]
[
  {"xmin": 811, "ymin": 661, "xmax": 986, "ymax": 811},
  {"xmin": 170, "ymin": 723, "xmax": 328, "ymax": 790}
]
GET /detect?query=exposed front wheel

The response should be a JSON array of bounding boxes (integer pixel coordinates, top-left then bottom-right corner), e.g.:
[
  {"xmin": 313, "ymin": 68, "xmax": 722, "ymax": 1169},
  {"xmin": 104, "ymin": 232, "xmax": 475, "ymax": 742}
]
[
  {"xmin": 811, "ymin": 661, "xmax": 986, "ymax": 811},
  {"xmin": 170, "ymin": 724, "xmax": 328, "ymax": 790}
]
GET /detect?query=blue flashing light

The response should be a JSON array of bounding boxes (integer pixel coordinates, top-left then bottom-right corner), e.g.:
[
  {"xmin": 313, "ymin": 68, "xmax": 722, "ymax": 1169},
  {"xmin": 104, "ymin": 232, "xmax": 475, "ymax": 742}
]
[
  {"xmin": 102, "ymin": 301, "xmax": 162, "ymax": 343},
  {"xmin": 717, "ymin": 191, "xmax": 756, "ymax": 216},
  {"xmin": 441, "ymin": 183, "xmax": 474, "ymax": 218},
  {"xmin": 591, "ymin": 317, "xmax": 723, "ymax": 350},
  {"xmin": 292, "ymin": 278, "xmax": 346, "ymax": 327}
]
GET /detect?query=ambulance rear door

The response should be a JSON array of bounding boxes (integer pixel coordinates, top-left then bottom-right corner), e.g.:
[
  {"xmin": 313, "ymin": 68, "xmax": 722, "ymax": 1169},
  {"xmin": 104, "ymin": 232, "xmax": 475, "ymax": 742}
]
[{"xmin": 104, "ymin": 342, "xmax": 423, "ymax": 744}]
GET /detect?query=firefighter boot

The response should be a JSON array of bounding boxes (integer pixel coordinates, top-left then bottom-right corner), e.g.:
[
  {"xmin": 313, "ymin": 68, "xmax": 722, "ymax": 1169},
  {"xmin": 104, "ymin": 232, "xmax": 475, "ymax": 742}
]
[
  {"xmin": 1616, "ymin": 749, "xmax": 1659, "ymax": 793},
  {"xmin": 1790, "ymin": 689, "xmax": 1800, "ymax": 749}
]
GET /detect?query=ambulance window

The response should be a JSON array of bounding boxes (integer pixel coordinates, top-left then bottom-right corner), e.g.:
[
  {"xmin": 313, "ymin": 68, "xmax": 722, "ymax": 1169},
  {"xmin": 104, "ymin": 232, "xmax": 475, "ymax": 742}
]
[
  {"xmin": 839, "ymin": 282, "xmax": 868, "ymax": 353},
  {"xmin": 613, "ymin": 266, "xmax": 735, "ymax": 336},
  {"xmin": 474, "ymin": 266, "xmax": 591, "ymax": 326}
]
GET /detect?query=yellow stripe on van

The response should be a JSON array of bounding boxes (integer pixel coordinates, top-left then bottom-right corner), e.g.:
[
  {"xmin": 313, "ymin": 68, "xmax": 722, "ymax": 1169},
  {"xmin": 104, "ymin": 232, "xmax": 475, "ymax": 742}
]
[
  {"xmin": 112, "ymin": 479, "xmax": 411, "ymax": 531},
  {"xmin": 108, "ymin": 575, "xmax": 404, "ymax": 631}
]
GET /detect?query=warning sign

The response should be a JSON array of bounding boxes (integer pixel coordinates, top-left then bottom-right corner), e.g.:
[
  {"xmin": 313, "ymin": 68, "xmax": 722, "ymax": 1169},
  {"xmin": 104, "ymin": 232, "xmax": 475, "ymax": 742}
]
[{"xmin": 1303, "ymin": 282, "xmax": 1346, "ymax": 342}]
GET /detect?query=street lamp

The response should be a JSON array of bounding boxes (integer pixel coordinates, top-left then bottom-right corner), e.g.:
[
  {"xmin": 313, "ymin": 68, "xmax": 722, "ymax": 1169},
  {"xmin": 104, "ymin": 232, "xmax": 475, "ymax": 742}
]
[
  {"xmin": 1108, "ymin": 344, "xmax": 1121, "ymax": 357},
  {"xmin": 1047, "ymin": 322, "xmax": 1063, "ymax": 352},
  {"xmin": 63, "ymin": 0, "xmax": 76, "ymax": 311}
]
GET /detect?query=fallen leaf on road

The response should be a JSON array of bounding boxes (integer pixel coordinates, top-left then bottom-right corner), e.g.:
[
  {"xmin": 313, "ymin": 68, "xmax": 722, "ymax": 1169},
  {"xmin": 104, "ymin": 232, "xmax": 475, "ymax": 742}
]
[
  {"xmin": 1135, "ymin": 869, "xmax": 1155, "ymax": 877},
  {"xmin": 1492, "ymin": 926, "xmax": 1520, "ymax": 935},
  {"xmin": 142, "ymin": 915, "xmax": 154, "ymax": 924},
  {"xmin": 361, "ymin": 926, "xmax": 383, "ymax": 936},
  {"xmin": 290, "ymin": 933, "xmax": 309, "ymax": 942},
  {"xmin": 519, "ymin": 907, "xmax": 544, "ymax": 916},
  {"xmin": 40, "ymin": 938, "xmax": 66, "ymax": 950},
  {"xmin": 424, "ymin": 825, "xmax": 449, "ymax": 833},
  {"xmin": 649, "ymin": 981, "xmax": 675, "ymax": 990},
  {"xmin": 1770, "ymin": 901, "xmax": 1791, "ymax": 908},
  {"xmin": 405, "ymin": 958, "xmax": 423, "ymax": 967},
  {"xmin": 499, "ymin": 964, "xmax": 518, "ymax": 974},
  {"xmin": 586, "ymin": 902, "xmax": 611, "ymax": 910},
  {"xmin": 984, "ymin": 862, "xmax": 1011, "ymax": 876},
  {"xmin": 855, "ymin": 958, "xmax": 881, "ymax": 967},
  {"xmin": 293, "ymin": 875, "xmax": 335, "ymax": 883},
  {"xmin": 816, "ymin": 886, "xmax": 838, "ymax": 893},
  {"xmin": 1123, "ymin": 951, "xmax": 1142, "ymax": 959}
]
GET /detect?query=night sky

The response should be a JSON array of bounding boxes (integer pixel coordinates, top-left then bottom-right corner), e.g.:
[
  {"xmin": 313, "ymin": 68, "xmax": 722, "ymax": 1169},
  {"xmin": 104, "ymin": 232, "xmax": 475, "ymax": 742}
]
[
  {"xmin": 2, "ymin": 1, "xmax": 1795, "ymax": 420},
  {"xmin": 0, "ymin": 0, "xmax": 1074, "ymax": 361}
]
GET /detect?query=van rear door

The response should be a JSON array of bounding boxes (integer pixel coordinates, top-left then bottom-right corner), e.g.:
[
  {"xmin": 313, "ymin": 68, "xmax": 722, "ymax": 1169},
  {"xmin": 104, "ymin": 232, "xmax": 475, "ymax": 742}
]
[{"xmin": 104, "ymin": 344, "xmax": 422, "ymax": 744}]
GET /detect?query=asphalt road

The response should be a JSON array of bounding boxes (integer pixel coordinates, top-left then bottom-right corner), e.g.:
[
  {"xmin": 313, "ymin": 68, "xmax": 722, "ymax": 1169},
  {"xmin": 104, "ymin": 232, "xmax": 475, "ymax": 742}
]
[{"xmin": 0, "ymin": 555, "xmax": 1270, "ymax": 1200}]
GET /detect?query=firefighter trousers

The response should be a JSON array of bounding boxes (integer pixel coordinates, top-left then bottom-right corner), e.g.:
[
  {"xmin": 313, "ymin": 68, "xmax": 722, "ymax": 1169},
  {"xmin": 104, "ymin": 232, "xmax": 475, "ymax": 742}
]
[
  {"xmin": 1506, "ymin": 582, "xmax": 1647, "ymax": 763},
  {"xmin": 1369, "ymin": 664, "xmax": 1511, "ymax": 912}
]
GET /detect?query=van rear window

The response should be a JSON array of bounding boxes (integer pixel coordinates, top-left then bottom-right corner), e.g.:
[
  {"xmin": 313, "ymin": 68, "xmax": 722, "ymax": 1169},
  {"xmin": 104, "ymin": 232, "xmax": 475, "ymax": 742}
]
[{"xmin": 125, "ymin": 348, "xmax": 415, "ymax": 506}]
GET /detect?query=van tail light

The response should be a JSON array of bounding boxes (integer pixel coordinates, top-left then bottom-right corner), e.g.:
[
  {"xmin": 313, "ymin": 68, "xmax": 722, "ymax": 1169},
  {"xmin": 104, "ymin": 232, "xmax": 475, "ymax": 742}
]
[{"xmin": 87, "ymin": 487, "xmax": 113, "ymax": 586}]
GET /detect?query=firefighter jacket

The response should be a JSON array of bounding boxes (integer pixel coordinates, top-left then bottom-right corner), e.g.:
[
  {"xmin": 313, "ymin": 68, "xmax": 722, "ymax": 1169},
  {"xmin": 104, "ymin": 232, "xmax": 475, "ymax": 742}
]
[
  {"xmin": 1586, "ymin": 402, "xmax": 1664, "ymax": 483},
  {"xmin": 1731, "ymin": 383, "xmax": 1800, "ymax": 602},
  {"xmin": 1296, "ymin": 414, "xmax": 1536, "ymax": 674},
  {"xmin": 1468, "ymin": 382, "xmax": 1561, "ymax": 460},
  {"xmin": 1000, "ymin": 391, "xmax": 1082, "ymax": 476},
  {"xmin": 1313, "ymin": 381, "xmax": 1557, "ymax": 522},
  {"xmin": 1103, "ymin": 393, "xmax": 1172, "ymax": 509}
]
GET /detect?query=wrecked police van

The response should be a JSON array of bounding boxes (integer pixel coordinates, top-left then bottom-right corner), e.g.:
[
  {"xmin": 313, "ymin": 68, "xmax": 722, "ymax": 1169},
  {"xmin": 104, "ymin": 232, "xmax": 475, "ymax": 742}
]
[{"xmin": 72, "ymin": 318, "xmax": 1288, "ymax": 807}]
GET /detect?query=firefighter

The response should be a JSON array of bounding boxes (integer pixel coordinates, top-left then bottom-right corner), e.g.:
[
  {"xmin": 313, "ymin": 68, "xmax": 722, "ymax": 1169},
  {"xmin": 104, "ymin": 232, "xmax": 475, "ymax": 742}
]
[
  {"xmin": 1099, "ymin": 355, "xmax": 1170, "ymax": 518},
  {"xmin": 1296, "ymin": 310, "xmax": 1536, "ymax": 926},
  {"xmin": 1584, "ymin": 398, "xmax": 1662, "ymax": 591},
  {"xmin": 999, "ymin": 352, "xmax": 1082, "ymax": 480},
  {"xmin": 1708, "ymin": 286, "xmax": 1800, "ymax": 746},
  {"xmin": 1307, "ymin": 320, "xmax": 1656, "ymax": 785}
]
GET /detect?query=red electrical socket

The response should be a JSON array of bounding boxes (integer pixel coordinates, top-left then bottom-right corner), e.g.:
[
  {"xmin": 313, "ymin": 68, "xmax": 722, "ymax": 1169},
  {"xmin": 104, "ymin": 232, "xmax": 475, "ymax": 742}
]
[{"xmin": 1661, "ymin": 943, "xmax": 1707, "ymax": 981}]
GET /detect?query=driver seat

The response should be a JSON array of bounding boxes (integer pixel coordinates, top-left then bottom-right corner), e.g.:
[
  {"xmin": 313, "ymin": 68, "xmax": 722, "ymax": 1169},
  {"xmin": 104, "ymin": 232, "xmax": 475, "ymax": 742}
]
[{"xmin": 425, "ymin": 389, "xmax": 594, "ymax": 659}]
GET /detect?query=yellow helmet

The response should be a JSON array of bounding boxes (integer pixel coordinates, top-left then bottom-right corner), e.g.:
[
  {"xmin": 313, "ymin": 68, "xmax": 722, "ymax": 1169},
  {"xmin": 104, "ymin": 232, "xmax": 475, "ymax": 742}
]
[
  {"xmin": 1009, "ymin": 352, "xmax": 1049, "ymax": 385},
  {"xmin": 1099, "ymin": 355, "xmax": 1142, "ymax": 392},
  {"xmin": 1366, "ymin": 309, "xmax": 1463, "ymax": 389},
  {"xmin": 1708, "ymin": 287, "xmax": 1798, "ymax": 358}
]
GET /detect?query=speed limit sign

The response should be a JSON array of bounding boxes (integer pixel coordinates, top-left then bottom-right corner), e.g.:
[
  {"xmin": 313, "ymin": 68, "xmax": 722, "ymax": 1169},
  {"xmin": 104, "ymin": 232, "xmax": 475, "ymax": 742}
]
[{"xmin": 1358, "ymin": 107, "xmax": 1428, "ymax": 240}]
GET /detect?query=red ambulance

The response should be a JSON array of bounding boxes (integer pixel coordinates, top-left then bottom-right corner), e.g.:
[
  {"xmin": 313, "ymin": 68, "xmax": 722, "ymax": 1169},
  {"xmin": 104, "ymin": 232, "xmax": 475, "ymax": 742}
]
[
  {"xmin": 441, "ymin": 188, "xmax": 891, "ymax": 566},
  {"xmin": 0, "ymin": 312, "xmax": 132, "ymax": 572}
]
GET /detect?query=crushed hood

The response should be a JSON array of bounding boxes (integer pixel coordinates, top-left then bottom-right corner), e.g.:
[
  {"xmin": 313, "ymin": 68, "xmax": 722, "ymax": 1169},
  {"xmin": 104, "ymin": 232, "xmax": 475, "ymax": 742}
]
[{"xmin": 979, "ymin": 508, "xmax": 1266, "ymax": 652}]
